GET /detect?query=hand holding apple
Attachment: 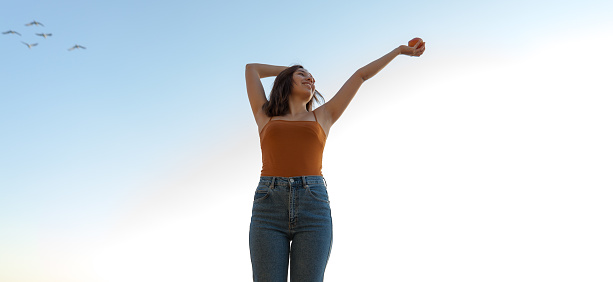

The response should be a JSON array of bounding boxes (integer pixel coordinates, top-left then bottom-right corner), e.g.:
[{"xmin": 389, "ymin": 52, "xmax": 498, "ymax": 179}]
[{"xmin": 400, "ymin": 37, "xmax": 426, "ymax": 57}]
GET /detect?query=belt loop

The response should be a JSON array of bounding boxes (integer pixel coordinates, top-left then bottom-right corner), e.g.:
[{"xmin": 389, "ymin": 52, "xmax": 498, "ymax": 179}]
[
  {"xmin": 269, "ymin": 177, "xmax": 276, "ymax": 189},
  {"xmin": 302, "ymin": 175, "xmax": 308, "ymax": 189},
  {"xmin": 323, "ymin": 176, "xmax": 327, "ymax": 187}
]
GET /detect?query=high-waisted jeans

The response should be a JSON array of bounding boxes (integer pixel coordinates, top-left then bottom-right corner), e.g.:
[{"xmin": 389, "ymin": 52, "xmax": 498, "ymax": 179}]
[{"xmin": 249, "ymin": 175, "xmax": 333, "ymax": 282}]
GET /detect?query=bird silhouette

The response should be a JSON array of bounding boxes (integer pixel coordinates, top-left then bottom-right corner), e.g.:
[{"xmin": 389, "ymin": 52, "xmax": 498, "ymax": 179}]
[
  {"xmin": 36, "ymin": 33, "xmax": 52, "ymax": 38},
  {"xmin": 68, "ymin": 44, "xmax": 86, "ymax": 51},
  {"xmin": 21, "ymin": 42, "xmax": 38, "ymax": 49},
  {"xmin": 2, "ymin": 30, "xmax": 21, "ymax": 36},
  {"xmin": 25, "ymin": 20, "xmax": 44, "ymax": 27}
]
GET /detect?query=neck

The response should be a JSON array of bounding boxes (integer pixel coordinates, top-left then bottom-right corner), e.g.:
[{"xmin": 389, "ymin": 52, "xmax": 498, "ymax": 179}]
[{"xmin": 286, "ymin": 95, "xmax": 309, "ymax": 116}]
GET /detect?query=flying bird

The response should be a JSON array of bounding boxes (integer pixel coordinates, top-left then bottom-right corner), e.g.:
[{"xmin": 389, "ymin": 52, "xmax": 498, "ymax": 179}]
[
  {"xmin": 2, "ymin": 30, "xmax": 21, "ymax": 36},
  {"xmin": 36, "ymin": 33, "xmax": 52, "ymax": 38},
  {"xmin": 25, "ymin": 20, "xmax": 44, "ymax": 27},
  {"xmin": 21, "ymin": 42, "xmax": 38, "ymax": 49},
  {"xmin": 68, "ymin": 44, "xmax": 86, "ymax": 51}
]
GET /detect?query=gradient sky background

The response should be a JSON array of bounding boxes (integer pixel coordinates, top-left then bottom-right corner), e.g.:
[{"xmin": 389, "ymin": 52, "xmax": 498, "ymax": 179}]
[{"xmin": 2, "ymin": 0, "xmax": 612, "ymax": 281}]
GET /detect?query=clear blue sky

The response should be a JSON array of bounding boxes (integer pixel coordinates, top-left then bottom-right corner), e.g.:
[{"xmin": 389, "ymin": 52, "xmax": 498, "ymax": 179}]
[{"xmin": 2, "ymin": 0, "xmax": 612, "ymax": 281}]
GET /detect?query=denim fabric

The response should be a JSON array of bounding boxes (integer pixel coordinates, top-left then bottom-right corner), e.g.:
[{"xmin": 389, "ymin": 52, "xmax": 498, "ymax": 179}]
[{"xmin": 249, "ymin": 175, "xmax": 333, "ymax": 282}]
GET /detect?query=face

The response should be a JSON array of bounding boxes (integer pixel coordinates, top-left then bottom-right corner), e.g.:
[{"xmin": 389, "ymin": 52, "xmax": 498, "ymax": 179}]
[{"xmin": 292, "ymin": 68, "xmax": 316, "ymax": 100}]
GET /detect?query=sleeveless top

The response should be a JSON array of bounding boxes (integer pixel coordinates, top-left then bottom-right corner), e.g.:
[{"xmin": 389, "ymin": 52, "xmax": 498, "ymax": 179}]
[{"xmin": 259, "ymin": 111, "xmax": 327, "ymax": 177}]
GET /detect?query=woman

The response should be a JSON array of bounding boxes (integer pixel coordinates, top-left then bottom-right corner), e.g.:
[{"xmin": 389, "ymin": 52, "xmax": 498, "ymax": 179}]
[{"xmin": 246, "ymin": 39, "xmax": 426, "ymax": 282}]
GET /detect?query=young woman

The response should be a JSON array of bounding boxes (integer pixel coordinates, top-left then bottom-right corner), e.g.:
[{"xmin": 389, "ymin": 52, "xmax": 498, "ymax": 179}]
[{"xmin": 246, "ymin": 39, "xmax": 426, "ymax": 282}]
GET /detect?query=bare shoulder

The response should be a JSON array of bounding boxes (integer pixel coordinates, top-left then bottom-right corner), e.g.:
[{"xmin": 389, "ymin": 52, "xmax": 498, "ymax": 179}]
[
  {"xmin": 313, "ymin": 106, "xmax": 332, "ymax": 138},
  {"xmin": 255, "ymin": 108, "xmax": 271, "ymax": 134}
]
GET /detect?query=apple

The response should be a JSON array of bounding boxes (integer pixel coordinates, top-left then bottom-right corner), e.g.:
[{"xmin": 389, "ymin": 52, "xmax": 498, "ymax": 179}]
[{"xmin": 408, "ymin": 37, "xmax": 424, "ymax": 48}]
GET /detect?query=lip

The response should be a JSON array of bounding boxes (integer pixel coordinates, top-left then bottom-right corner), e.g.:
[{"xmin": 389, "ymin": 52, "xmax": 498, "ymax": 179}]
[{"xmin": 302, "ymin": 82, "xmax": 314, "ymax": 89}]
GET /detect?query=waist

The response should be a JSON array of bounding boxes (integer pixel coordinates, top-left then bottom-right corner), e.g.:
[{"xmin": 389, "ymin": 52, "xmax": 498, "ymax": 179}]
[
  {"xmin": 258, "ymin": 175, "xmax": 326, "ymax": 187},
  {"xmin": 260, "ymin": 156, "xmax": 323, "ymax": 177}
]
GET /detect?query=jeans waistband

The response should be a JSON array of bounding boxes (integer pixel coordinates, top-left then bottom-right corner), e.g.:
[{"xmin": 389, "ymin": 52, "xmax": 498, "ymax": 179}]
[{"xmin": 259, "ymin": 175, "xmax": 326, "ymax": 188}]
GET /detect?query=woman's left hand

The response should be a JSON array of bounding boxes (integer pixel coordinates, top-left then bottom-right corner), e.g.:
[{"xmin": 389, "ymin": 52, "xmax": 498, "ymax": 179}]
[{"xmin": 399, "ymin": 41, "xmax": 426, "ymax": 57}]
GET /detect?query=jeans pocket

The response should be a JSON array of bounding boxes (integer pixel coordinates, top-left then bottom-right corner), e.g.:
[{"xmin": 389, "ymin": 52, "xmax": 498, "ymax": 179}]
[
  {"xmin": 253, "ymin": 185, "xmax": 270, "ymax": 202},
  {"xmin": 306, "ymin": 184, "xmax": 330, "ymax": 203}
]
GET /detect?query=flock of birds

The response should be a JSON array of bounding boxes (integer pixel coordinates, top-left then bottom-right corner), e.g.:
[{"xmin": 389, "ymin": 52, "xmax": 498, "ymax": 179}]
[{"xmin": 3, "ymin": 20, "xmax": 86, "ymax": 51}]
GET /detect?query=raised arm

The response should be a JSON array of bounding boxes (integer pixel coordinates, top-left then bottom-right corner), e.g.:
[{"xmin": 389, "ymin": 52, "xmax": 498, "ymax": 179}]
[
  {"xmin": 245, "ymin": 63, "xmax": 288, "ymax": 118},
  {"xmin": 319, "ymin": 40, "xmax": 425, "ymax": 126}
]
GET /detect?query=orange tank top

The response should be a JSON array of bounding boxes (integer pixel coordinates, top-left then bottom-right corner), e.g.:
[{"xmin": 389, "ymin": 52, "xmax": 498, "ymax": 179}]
[{"xmin": 259, "ymin": 112, "xmax": 327, "ymax": 177}]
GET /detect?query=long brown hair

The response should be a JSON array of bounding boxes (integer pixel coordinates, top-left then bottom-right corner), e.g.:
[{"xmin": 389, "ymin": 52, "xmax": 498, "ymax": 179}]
[{"xmin": 262, "ymin": 65, "xmax": 325, "ymax": 117}]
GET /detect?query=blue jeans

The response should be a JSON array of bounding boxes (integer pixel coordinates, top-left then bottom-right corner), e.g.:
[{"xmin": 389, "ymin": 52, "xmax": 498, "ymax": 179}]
[{"xmin": 249, "ymin": 175, "xmax": 333, "ymax": 282}]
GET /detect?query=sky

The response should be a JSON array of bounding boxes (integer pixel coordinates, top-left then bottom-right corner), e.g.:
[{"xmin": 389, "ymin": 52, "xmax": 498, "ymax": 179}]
[{"xmin": 1, "ymin": 0, "xmax": 612, "ymax": 281}]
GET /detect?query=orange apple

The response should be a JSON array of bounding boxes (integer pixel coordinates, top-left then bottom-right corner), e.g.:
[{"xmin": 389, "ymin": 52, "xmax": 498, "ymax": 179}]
[{"xmin": 408, "ymin": 37, "xmax": 424, "ymax": 48}]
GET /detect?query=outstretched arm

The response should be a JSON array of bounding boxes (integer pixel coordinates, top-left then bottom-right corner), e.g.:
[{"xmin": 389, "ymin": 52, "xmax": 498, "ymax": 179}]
[{"xmin": 320, "ymin": 40, "xmax": 425, "ymax": 126}]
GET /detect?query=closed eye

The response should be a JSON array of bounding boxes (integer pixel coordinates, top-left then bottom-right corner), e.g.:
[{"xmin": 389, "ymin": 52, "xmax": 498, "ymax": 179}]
[{"xmin": 299, "ymin": 72, "xmax": 315, "ymax": 82}]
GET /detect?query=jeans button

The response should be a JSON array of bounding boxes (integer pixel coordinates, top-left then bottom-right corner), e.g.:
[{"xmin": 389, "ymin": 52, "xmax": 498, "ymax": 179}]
[{"xmin": 289, "ymin": 179, "xmax": 294, "ymax": 183}]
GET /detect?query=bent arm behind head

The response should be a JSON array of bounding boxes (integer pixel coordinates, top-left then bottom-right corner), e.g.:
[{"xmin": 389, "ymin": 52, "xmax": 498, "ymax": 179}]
[
  {"xmin": 245, "ymin": 63, "xmax": 290, "ymax": 123},
  {"xmin": 246, "ymin": 63, "xmax": 288, "ymax": 78}
]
